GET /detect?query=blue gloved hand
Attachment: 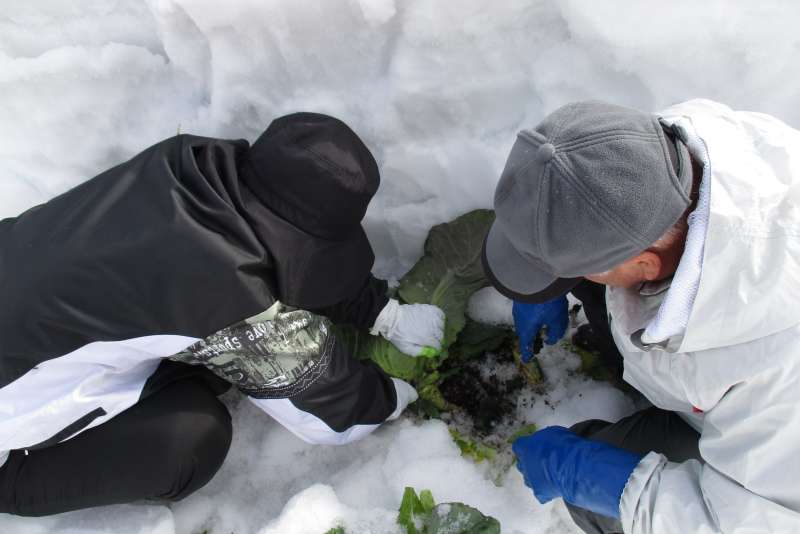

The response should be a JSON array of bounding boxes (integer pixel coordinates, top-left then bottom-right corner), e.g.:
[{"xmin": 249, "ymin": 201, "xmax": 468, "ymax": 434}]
[
  {"xmin": 512, "ymin": 297, "xmax": 569, "ymax": 363},
  {"xmin": 512, "ymin": 426, "xmax": 643, "ymax": 519}
]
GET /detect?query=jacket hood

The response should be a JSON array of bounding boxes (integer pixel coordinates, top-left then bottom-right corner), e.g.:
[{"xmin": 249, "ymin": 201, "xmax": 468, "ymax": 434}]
[
  {"xmin": 238, "ymin": 113, "xmax": 380, "ymax": 309},
  {"xmin": 663, "ymin": 99, "xmax": 800, "ymax": 352},
  {"xmin": 240, "ymin": 112, "xmax": 379, "ymax": 240}
]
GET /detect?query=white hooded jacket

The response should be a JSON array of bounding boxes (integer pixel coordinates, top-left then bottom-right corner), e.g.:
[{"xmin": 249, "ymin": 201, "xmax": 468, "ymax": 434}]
[{"xmin": 609, "ymin": 99, "xmax": 800, "ymax": 533}]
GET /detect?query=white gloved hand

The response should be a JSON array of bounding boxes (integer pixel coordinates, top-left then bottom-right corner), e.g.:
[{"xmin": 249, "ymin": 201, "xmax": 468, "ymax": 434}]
[
  {"xmin": 370, "ymin": 299, "xmax": 445, "ymax": 357},
  {"xmin": 386, "ymin": 378, "xmax": 419, "ymax": 420}
]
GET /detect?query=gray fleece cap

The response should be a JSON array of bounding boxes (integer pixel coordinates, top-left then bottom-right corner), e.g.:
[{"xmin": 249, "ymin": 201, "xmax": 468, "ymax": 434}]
[{"xmin": 482, "ymin": 100, "xmax": 693, "ymax": 303}]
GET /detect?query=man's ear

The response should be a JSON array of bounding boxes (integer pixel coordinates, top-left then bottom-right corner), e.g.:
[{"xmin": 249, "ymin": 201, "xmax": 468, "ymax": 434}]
[{"xmin": 636, "ymin": 251, "xmax": 662, "ymax": 281}]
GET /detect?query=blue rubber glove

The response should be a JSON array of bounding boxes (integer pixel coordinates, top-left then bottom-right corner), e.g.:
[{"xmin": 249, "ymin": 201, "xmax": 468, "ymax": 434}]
[
  {"xmin": 513, "ymin": 426, "xmax": 643, "ymax": 519},
  {"xmin": 512, "ymin": 297, "xmax": 569, "ymax": 363}
]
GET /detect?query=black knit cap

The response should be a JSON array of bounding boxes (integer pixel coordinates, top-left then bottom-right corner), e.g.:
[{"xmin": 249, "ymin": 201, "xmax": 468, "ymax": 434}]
[{"xmin": 239, "ymin": 112, "xmax": 380, "ymax": 309}]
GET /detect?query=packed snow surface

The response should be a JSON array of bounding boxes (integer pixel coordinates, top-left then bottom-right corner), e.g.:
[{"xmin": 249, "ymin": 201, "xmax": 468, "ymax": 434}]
[{"xmin": 2, "ymin": 1, "xmax": 799, "ymax": 533}]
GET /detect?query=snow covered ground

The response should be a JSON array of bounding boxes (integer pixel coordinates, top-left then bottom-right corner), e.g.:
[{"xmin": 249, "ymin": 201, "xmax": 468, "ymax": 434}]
[{"xmin": 2, "ymin": 1, "xmax": 799, "ymax": 532}]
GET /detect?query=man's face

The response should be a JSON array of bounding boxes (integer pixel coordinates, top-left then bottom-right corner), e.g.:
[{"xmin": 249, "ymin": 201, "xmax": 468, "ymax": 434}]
[{"xmin": 584, "ymin": 254, "xmax": 654, "ymax": 288}]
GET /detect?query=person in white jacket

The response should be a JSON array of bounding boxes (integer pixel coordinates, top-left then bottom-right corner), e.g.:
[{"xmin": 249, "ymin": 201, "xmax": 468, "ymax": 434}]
[{"xmin": 482, "ymin": 99, "xmax": 800, "ymax": 533}]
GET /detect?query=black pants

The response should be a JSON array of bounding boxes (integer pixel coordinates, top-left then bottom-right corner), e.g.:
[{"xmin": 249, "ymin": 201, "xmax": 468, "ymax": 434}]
[
  {"xmin": 570, "ymin": 280, "xmax": 624, "ymax": 380},
  {"xmin": 0, "ymin": 367, "xmax": 232, "ymax": 517},
  {"xmin": 565, "ymin": 408, "xmax": 701, "ymax": 534},
  {"xmin": 565, "ymin": 281, "xmax": 702, "ymax": 533}
]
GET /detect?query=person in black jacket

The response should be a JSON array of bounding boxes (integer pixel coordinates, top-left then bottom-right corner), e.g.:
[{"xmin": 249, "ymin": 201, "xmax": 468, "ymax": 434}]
[{"xmin": 0, "ymin": 113, "xmax": 443, "ymax": 516}]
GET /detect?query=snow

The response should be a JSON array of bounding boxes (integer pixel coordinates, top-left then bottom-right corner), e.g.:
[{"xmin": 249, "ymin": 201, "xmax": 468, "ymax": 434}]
[
  {"xmin": 1, "ymin": 1, "xmax": 798, "ymax": 533},
  {"xmin": 467, "ymin": 287, "xmax": 514, "ymax": 326},
  {"xmin": 4, "ymin": 1, "xmax": 800, "ymax": 275},
  {"xmin": 519, "ymin": 347, "xmax": 636, "ymax": 431}
]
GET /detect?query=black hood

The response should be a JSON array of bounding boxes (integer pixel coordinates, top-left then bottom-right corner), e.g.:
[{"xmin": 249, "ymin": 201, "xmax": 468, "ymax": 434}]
[{"xmin": 239, "ymin": 112, "xmax": 380, "ymax": 309}]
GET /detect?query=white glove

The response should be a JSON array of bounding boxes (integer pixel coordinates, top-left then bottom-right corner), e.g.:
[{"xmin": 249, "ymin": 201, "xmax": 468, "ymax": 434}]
[
  {"xmin": 386, "ymin": 378, "xmax": 419, "ymax": 420},
  {"xmin": 370, "ymin": 299, "xmax": 445, "ymax": 357}
]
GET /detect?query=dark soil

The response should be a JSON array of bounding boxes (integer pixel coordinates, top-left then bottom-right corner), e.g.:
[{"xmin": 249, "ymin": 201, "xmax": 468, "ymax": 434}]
[{"xmin": 438, "ymin": 345, "xmax": 525, "ymax": 436}]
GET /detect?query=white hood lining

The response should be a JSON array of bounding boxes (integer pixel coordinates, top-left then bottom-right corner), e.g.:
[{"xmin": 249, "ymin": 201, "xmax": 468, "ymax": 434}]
[{"xmin": 642, "ymin": 119, "xmax": 712, "ymax": 345}]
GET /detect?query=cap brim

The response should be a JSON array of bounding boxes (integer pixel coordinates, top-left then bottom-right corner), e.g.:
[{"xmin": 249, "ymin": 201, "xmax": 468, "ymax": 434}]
[{"xmin": 482, "ymin": 223, "xmax": 581, "ymax": 303}]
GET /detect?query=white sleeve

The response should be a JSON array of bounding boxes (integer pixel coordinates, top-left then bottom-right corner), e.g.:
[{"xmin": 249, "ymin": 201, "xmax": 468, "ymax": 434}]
[
  {"xmin": 249, "ymin": 377, "xmax": 417, "ymax": 446},
  {"xmin": 248, "ymin": 396, "xmax": 381, "ymax": 445},
  {"xmin": 620, "ymin": 363, "xmax": 800, "ymax": 534},
  {"xmin": 621, "ymin": 454, "xmax": 799, "ymax": 534}
]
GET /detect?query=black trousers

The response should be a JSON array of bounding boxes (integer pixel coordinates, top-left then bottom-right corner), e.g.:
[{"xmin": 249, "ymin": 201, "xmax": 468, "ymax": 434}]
[
  {"xmin": 570, "ymin": 280, "xmax": 624, "ymax": 380},
  {"xmin": 0, "ymin": 366, "xmax": 232, "ymax": 517},
  {"xmin": 565, "ymin": 282, "xmax": 702, "ymax": 534},
  {"xmin": 564, "ymin": 408, "xmax": 702, "ymax": 533}
]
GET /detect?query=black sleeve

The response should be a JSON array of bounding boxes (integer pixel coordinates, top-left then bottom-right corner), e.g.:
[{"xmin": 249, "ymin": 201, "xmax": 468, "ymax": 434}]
[
  {"xmin": 309, "ymin": 275, "xmax": 390, "ymax": 329},
  {"xmin": 288, "ymin": 336, "xmax": 397, "ymax": 432},
  {"xmin": 570, "ymin": 280, "xmax": 612, "ymax": 336},
  {"xmin": 248, "ymin": 333, "xmax": 403, "ymax": 445}
]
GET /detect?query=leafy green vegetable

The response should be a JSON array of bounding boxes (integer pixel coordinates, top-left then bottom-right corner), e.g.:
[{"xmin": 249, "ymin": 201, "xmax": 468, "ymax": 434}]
[
  {"xmin": 323, "ymin": 527, "xmax": 345, "ymax": 534},
  {"xmin": 335, "ymin": 326, "xmax": 424, "ymax": 381},
  {"xmin": 421, "ymin": 503, "xmax": 501, "ymax": 534},
  {"xmin": 450, "ymin": 320, "xmax": 513, "ymax": 361},
  {"xmin": 398, "ymin": 487, "xmax": 427, "ymax": 534},
  {"xmin": 397, "ymin": 210, "xmax": 495, "ymax": 349},
  {"xmin": 449, "ymin": 428, "xmax": 497, "ymax": 463},
  {"xmin": 560, "ymin": 340, "xmax": 617, "ymax": 383},
  {"xmin": 418, "ymin": 375, "xmax": 451, "ymax": 413},
  {"xmin": 513, "ymin": 345, "xmax": 545, "ymax": 385},
  {"xmin": 397, "ymin": 488, "xmax": 501, "ymax": 534},
  {"xmin": 507, "ymin": 423, "xmax": 538, "ymax": 444},
  {"xmin": 337, "ymin": 210, "xmax": 499, "ymax": 409},
  {"xmin": 418, "ymin": 490, "xmax": 436, "ymax": 515}
]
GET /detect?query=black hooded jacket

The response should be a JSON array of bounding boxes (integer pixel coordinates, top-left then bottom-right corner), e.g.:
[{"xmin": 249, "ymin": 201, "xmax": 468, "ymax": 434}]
[{"xmin": 0, "ymin": 118, "xmax": 389, "ymax": 390}]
